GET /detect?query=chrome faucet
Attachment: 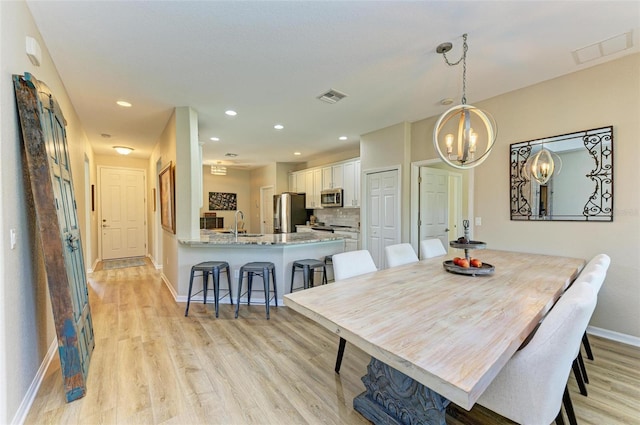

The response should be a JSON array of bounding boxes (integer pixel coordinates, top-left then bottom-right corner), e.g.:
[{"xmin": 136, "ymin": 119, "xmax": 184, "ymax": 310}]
[{"xmin": 234, "ymin": 210, "xmax": 244, "ymax": 240}]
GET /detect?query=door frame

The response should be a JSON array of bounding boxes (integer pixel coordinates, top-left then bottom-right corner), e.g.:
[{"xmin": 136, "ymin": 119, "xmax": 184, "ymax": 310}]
[
  {"xmin": 97, "ymin": 165, "xmax": 148, "ymax": 261},
  {"xmin": 410, "ymin": 159, "xmax": 474, "ymax": 254},
  {"xmin": 259, "ymin": 185, "xmax": 275, "ymax": 234},
  {"xmin": 361, "ymin": 165, "xmax": 402, "ymax": 256}
]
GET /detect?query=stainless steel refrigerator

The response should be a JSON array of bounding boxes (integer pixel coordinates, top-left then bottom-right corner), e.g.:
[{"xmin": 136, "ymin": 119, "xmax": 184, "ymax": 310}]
[{"xmin": 273, "ymin": 192, "xmax": 308, "ymax": 233}]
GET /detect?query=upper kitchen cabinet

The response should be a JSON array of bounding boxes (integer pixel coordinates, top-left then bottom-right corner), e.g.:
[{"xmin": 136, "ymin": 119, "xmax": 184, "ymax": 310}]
[
  {"xmin": 322, "ymin": 164, "xmax": 344, "ymax": 190},
  {"xmin": 291, "ymin": 157, "xmax": 360, "ymax": 209},
  {"xmin": 342, "ymin": 159, "xmax": 361, "ymax": 208},
  {"xmin": 305, "ymin": 168, "xmax": 322, "ymax": 209},
  {"xmin": 289, "ymin": 171, "xmax": 306, "ymax": 194}
]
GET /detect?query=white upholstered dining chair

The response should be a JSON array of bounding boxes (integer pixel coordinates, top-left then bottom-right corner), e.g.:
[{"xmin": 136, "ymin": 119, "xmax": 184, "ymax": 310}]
[
  {"xmin": 572, "ymin": 254, "xmax": 610, "ymax": 396},
  {"xmin": 420, "ymin": 238, "xmax": 447, "ymax": 259},
  {"xmin": 385, "ymin": 243, "xmax": 419, "ymax": 268},
  {"xmin": 476, "ymin": 281, "xmax": 597, "ymax": 425},
  {"xmin": 331, "ymin": 250, "xmax": 377, "ymax": 373}
]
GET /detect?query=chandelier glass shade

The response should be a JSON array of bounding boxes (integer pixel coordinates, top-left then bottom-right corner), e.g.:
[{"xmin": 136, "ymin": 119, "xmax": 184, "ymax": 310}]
[
  {"xmin": 210, "ymin": 163, "xmax": 227, "ymax": 176},
  {"xmin": 432, "ymin": 33, "xmax": 497, "ymax": 169},
  {"xmin": 523, "ymin": 148, "xmax": 562, "ymax": 185}
]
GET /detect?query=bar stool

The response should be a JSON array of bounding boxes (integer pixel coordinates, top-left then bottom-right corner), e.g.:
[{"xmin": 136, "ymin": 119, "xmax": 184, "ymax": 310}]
[
  {"xmin": 235, "ymin": 262, "xmax": 277, "ymax": 319},
  {"xmin": 185, "ymin": 261, "xmax": 232, "ymax": 318},
  {"xmin": 290, "ymin": 259, "xmax": 327, "ymax": 293},
  {"xmin": 325, "ymin": 255, "xmax": 334, "ymax": 282}
]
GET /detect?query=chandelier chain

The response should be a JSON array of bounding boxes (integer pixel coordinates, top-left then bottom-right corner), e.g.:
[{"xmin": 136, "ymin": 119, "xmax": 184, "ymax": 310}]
[{"xmin": 441, "ymin": 33, "xmax": 469, "ymax": 105}]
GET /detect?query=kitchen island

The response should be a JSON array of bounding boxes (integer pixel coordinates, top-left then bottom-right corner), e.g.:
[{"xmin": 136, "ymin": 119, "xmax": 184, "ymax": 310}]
[{"xmin": 177, "ymin": 230, "xmax": 345, "ymax": 306}]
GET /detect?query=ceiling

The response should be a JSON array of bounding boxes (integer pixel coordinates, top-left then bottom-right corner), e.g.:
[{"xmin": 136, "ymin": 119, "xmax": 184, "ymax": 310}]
[{"xmin": 26, "ymin": 1, "xmax": 639, "ymax": 169}]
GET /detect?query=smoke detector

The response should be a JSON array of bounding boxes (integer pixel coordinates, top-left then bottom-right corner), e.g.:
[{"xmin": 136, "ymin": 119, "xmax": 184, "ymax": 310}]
[{"xmin": 317, "ymin": 89, "xmax": 348, "ymax": 104}]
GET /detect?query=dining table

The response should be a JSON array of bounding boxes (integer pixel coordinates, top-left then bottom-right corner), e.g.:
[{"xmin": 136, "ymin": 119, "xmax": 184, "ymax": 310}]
[{"xmin": 283, "ymin": 249, "xmax": 585, "ymax": 425}]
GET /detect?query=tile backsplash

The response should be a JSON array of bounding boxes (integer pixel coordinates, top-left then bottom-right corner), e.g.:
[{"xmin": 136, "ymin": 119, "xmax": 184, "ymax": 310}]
[{"xmin": 313, "ymin": 208, "xmax": 360, "ymax": 229}]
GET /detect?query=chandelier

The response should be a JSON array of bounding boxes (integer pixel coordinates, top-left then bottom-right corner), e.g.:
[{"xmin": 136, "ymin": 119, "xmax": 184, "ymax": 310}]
[
  {"xmin": 210, "ymin": 162, "xmax": 227, "ymax": 176},
  {"xmin": 523, "ymin": 147, "xmax": 562, "ymax": 185},
  {"xmin": 433, "ymin": 34, "xmax": 497, "ymax": 169}
]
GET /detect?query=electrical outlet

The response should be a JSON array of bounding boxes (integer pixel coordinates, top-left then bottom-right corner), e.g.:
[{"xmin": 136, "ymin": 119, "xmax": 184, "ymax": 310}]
[{"xmin": 475, "ymin": 217, "xmax": 482, "ymax": 226}]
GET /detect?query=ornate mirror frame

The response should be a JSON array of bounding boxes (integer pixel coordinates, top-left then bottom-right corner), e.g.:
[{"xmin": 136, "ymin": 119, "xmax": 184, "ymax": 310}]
[{"xmin": 510, "ymin": 126, "xmax": 613, "ymax": 222}]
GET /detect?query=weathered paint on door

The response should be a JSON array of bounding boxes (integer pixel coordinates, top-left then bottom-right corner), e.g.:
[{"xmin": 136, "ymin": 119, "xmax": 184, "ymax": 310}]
[{"xmin": 13, "ymin": 73, "xmax": 94, "ymax": 402}]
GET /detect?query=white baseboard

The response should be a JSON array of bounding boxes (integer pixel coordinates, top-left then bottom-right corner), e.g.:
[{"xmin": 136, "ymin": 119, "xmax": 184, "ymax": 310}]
[
  {"xmin": 12, "ymin": 339, "xmax": 57, "ymax": 425},
  {"xmin": 146, "ymin": 253, "xmax": 162, "ymax": 270},
  {"xmin": 587, "ymin": 326, "xmax": 640, "ymax": 347},
  {"xmin": 86, "ymin": 258, "xmax": 100, "ymax": 274}
]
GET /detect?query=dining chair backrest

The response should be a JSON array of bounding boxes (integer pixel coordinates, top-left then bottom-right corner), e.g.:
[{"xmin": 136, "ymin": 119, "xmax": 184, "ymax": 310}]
[
  {"xmin": 575, "ymin": 268, "xmax": 607, "ymax": 294},
  {"xmin": 385, "ymin": 243, "xmax": 419, "ymax": 268},
  {"xmin": 578, "ymin": 253, "xmax": 610, "ymax": 294},
  {"xmin": 476, "ymin": 281, "xmax": 597, "ymax": 425},
  {"xmin": 332, "ymin": 250, "xmax": 377, "ymax": 281},
  {"xmin": 581, "ymin": 253, "xmax": 611, "ymax": 275},
  {"xmin": 420, "ymin": 238, "xmax": 447, "ymax": 259}
]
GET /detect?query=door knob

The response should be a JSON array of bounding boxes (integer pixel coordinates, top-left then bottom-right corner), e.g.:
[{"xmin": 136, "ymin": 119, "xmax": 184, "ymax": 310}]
[
  {"xmin": 445, "ymin": 228, "xmax": 450, "ymax": 232},
  {"xmin": 102, "ymin": 224, "xmax": 109, "ymax": 227}
]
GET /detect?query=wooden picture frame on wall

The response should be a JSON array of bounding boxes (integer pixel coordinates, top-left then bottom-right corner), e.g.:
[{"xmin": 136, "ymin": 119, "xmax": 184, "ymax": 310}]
[{"xmin": 159, "ymin": 161, "xmax": 175, "ymax": 234}]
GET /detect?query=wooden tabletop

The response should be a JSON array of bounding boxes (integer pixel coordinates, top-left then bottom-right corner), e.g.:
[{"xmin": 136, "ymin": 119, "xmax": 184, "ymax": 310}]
[{"xmin": 284, "ymin": 249, "xmax": 584, "ymax": 410}]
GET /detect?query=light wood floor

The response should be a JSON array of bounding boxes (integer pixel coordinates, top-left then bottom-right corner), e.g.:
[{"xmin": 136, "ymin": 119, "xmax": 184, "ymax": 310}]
[{"xmin": 26, "ymin": 260, "xmax": 640, "ymax": 424}]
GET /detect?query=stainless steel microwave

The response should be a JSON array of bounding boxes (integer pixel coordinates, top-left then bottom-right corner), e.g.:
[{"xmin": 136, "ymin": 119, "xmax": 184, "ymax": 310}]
[{"xmin": 320, "ymin": 188, "xmax": 343, "ymax": 208}]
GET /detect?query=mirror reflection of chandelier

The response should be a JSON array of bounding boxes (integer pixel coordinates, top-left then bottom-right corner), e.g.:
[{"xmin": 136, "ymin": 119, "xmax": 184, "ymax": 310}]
[
  {"xmin": 524, "ymin": 147, "xmax": 562, "ymax": 185},
  {"xmin": 210, "ymin": 161, "xmax": 227, "ymax": 176},
  {"xmin": 433, "ymin": 34, "xmax": 497, "ymax": 169}
]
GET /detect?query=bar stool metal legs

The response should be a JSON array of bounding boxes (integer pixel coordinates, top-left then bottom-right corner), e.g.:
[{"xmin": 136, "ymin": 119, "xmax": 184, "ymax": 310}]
[
  {"xmin": 185, "ymin": 261, "xmax": 232, "ymax": 318},
  {"xmin": 235, "ymin": 262, "xmax": 277, "ymax": 319},
  {"xmin": 290, "ymin": 259, "xmax": 328, "ymax": 293}
]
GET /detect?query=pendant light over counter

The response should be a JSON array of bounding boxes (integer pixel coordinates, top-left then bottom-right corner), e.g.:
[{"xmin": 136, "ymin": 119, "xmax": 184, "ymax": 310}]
[{"xmin": 433, "ymin": 34, "xmax": 497, "ymax": 169}]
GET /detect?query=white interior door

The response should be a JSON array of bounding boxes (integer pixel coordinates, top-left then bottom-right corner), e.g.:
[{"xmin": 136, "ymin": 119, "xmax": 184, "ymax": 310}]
[
  {"xmin": 100, "ymin": 167, "xmax": 146, "ymax": 260},
  {"xmin": 367, "ymin": 169, "xmax": 400, "ymax": 269},
  {"xmin": 420, "ymin": 167, "xmax": 449, "ymax": 250},
  {"xmin": 260, "ymin": 185, "xmax": 275, "ymax": 234}
]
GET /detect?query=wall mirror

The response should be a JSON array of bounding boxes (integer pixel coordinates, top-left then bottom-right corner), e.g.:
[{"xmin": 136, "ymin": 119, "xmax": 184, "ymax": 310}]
[{"xmin": 510, "ymin": 126, "xmax": 613, "ymax": 221}]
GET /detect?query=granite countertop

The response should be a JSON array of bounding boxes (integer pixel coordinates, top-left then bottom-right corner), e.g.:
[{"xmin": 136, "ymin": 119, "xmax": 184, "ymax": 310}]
[
  {"xmin": 179, "ymin": 230, "xmax": 347, "ymax": 246},
  {"xmin": 296, "ymin": 224, "xmax": 360, "ymax": 233}
]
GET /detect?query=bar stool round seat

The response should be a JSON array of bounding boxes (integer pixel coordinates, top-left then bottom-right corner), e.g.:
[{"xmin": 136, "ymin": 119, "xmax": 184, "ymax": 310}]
[
  {"xmin": 185, "ymin": 261, "xmax": 232, "ymax": 318},
  {"xmin": 290, "ymin": 259, "xmax": 327, "ymax": 293},
  {"xmin": 235, "ymin": 262, "xmax": 277, "ymax": 319}
]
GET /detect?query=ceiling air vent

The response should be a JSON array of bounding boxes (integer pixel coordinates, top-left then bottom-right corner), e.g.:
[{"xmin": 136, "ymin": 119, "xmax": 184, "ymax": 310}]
[{"xmin": 317, "ymin": 89, "xmax": 348, "ymax": 104}]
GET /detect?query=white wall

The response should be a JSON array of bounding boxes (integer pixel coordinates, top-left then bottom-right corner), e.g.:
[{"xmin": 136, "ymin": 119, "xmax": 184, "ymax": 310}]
[{"xmin": 0, "ymin": 1, "xmax": 95, "ymax": 421}]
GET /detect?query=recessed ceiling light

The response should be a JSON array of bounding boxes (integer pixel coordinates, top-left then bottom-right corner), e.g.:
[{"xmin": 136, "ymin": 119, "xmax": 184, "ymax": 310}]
[
  {"xmin": 274, "ymin": 124, "xmax": 284, "ymax": 130},
  {"xmin": 116, "ymin": 100, "xmax": 132, "ymax": 108},
  {"xmin": 210, "ymin": 137, "xmax": 220, "ymax": 141},
  {"xmin": 225, "ymin": 110, "xmax": 237, "ymax": 117},
  {"xmin": 294, "ymin": 152, "xmax": 302, "ymax": 156},
  {"xmin": 440, "ymin": 98, "xmax": 454, "ymax": 105},
  {"xmin": 339, "ymin": 136, "xmax": 348, "ymax": 141}
]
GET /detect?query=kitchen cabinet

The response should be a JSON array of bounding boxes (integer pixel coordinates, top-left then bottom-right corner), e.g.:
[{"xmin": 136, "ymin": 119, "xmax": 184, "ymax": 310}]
[
  {"xmin": 334, "ymin": 230, "xmax": 359, "ymax": 252},
  {"xmin": 304, "ymin": 169, "xmax": 323, "ymax": 209},
  {"xmin": 289, "ymin": 171, "xmax": 306, "ymax": 194},
  {"xmin": 291, "ymin": 158, "xmax": 360, "ymax": 208},
  {"xmin": 342, "ymin": 159, "xmax": 360, "ymax": 208},
  {"xmin": 322, "ymin": 164, "xmax": 344, "ymax": 190}
]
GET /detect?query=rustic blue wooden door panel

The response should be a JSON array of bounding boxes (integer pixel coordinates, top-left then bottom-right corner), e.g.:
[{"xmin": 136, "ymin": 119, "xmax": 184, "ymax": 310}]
[{"xmin": 13, "ymin": 72, "xmax": 94, "ymax": 402}]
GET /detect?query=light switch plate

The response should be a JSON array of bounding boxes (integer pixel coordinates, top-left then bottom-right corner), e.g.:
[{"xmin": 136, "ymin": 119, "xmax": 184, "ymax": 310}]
[
  {"xmin": 10, "ymin": 228, "xmax": 17, "ymax": 249},
  {"xmin": 475, "ymin": 217, "xmax": 482, "ymax": 226}
]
